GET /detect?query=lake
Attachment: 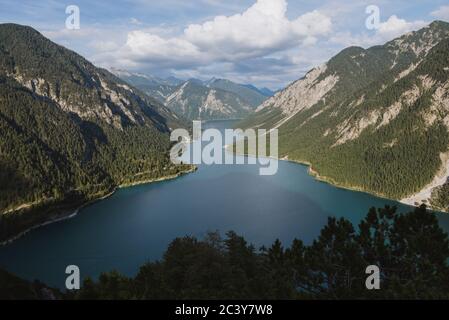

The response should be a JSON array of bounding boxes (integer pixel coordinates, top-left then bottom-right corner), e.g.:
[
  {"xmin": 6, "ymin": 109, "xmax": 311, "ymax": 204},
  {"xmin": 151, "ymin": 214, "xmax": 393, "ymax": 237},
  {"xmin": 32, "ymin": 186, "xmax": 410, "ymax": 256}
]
[{"xmin": 1, "ymin": 119, "xmax": 449, "ymax": 288}]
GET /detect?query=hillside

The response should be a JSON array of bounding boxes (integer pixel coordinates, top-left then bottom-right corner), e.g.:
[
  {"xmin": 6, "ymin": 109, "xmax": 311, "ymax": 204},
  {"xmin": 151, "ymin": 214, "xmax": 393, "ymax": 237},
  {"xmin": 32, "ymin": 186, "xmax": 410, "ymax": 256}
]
[
  {"xmin": 0, "ymin": 268, "xmax": 62, "ymax": 299},
  {"xmin": 239, "ymin": 21, "xmax": 449, "ymax": 211},
  {"xmin": 207, "ymin": 78, "xmax": 268, "ymax": 106},
  {"xmin": 0, "ymin": 23, "xmax": 192, "ymax": 241}
]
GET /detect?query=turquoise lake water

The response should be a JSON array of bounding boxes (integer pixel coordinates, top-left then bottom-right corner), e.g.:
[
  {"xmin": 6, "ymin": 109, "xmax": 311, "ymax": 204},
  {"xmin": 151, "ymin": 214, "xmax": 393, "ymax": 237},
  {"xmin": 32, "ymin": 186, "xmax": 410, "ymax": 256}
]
[{"xmin": 1, "ymin": 120, "xmax": 448, "ymax": 288}]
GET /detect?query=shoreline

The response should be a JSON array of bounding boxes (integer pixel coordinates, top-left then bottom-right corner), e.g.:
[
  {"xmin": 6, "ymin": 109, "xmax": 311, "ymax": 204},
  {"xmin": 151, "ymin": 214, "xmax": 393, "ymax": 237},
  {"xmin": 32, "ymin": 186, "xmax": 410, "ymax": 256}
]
[
  {"xmin": 285, "ymin": 158, "xmax": 395, "ymax": 200},
  {"xmin": 0, "ymin": 210, "xmax": 80, "ymax": 247},
  {"xmin": 280, "ymin": 156, "xmax": 449, "ymax": 213},
  {"xmin": 237, "ymin": 146, "xmax": 429, "ymax": 210},
  {"xmin": 1, "ymin": 150, "xmax": 445, "ymax": 246},
  {"xmin": 0, "ymin": 167, "xmax": 197, "ymax": 246},
  {"xmin": 117, "ymin": 167, "xmax": 196, "ymax": 188},
  {"xmin": 230, "ymin": 147, "xmax": 405, "ymax": 207},
  {"xmin": 216, "ymin": 146, "xmax": 438, "ymax": 212},
  {"xmin": 0, "ymin": 189, "xmax": 117, "ymax": 247}
]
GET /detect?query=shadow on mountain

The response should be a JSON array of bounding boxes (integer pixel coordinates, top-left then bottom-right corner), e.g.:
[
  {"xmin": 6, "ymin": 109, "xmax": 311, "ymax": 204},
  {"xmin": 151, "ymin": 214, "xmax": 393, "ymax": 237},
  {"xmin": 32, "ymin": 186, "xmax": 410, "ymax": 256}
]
[{"xmin": 0, "ymin": 158, "xmax": 30, "ymax": 213}]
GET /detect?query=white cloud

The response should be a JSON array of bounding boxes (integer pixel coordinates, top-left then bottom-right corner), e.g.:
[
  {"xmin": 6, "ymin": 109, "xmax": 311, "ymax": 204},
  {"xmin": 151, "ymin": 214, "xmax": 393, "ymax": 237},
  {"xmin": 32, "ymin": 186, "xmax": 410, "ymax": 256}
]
[
  {"xmin": 109, "ymin": 0, "xmax": 332, "ymax": 69},
  {"xmin": 377, "ymin": 15, "xmax": 427, "ymax": 39},
  {"xmin": 330, "ymin": 15, "xmax": 427, "ymax": 48},
  {"xmin": 124, "ymin": 31, "xmax": 206, "ymax": 65},
  {"xmin": 183, "ymin": 1, "xmax": 331, "ymax": 55},
  {"xmin": 431, "ymin": 5, "xmax": 449, "ymax": 20}
]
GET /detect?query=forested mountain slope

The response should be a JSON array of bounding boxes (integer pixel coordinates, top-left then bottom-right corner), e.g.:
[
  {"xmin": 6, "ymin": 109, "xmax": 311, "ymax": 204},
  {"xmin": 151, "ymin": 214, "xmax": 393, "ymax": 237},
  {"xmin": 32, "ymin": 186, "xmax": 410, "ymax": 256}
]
[
  {"xmin": 0, "ymin": 23, "xmax": 191, "ymax": 241},
  {"xmin": 239, "ymin": 21, "xmax": 449, "ymax": 211}
]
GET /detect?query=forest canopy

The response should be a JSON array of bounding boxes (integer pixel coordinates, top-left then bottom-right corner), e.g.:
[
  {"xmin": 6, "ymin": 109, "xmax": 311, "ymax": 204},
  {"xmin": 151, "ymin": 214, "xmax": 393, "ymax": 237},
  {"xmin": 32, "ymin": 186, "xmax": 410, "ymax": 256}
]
[{"xmin": 64, "ymin": 205, "xmax": 449, "ymax": 300}]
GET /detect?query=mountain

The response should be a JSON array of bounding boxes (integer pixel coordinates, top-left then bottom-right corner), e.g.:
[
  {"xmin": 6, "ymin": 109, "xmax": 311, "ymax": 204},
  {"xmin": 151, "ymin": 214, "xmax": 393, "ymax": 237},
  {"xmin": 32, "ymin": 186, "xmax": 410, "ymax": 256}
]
[
  {"xmin": 110, "ymin": 68, "xmax": 182, "ymax": 103},
  {"xmin": 165, "ymin": 79, "xmax": 256, "ymax": 120},
  {"xmin": 259, "ymin": 87, "xmax": 276, "ymax": 97},
  {"xmin": 239, "ymin": 21, "xmax": 449, "ymax": 211},
  {"xmin": 114, "ymin": 70, "xmax": 269, "ymax": 120},
  {"xmin": 206, "ymin": 78, "xmax": 268, "ymax": 106},
  {"xmin": 163, "ymin": 78, "xmax": 269, "ymax": 120},
  {"xmin": 165, "ymin": 76, "xmax": 184, "ymax": 86},
  {"xmin": 0, "ymin": 23, "xmax": 192, "ymax": 241},
  {"xmin": 242, "ymin": 84, "xmax": 275, "ymax": 97}
]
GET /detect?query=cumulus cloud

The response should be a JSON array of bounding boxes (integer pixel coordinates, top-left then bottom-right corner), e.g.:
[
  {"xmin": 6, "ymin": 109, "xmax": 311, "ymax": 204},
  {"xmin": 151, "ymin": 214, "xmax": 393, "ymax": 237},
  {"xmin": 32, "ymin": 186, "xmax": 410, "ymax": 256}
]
[
  {"xmin": 108, "ymin": 0, "xmax": 332, "ymax": 69},
  {"xmin": 330, "ymin": 15, "xmax": 427, "ymax": 48},
  {"xmin": 125, "ymin": 31, "xmax": 204, "ymax": 64},
  {"xmin": 377, "ymin": 15, "xmax": 427, "ymax": 39},
  {"xmin": 431, "ymin": 5, "xmax": 449, "ymax": 20},
  {"xmin": 183, "ymin": 0, "xmax": 331, "ymax": 55}
]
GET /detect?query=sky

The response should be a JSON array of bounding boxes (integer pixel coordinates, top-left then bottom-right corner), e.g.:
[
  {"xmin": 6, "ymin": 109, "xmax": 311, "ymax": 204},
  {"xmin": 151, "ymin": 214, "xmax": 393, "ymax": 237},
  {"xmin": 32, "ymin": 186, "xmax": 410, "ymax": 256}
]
[{"xmin": 1, "ymin": 0, "xmax": 449, "ymax": 90}]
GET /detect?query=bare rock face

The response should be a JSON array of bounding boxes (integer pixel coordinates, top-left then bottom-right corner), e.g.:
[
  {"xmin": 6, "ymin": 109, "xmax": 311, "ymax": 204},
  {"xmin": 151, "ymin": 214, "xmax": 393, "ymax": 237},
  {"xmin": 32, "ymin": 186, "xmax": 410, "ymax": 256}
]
[
  {"xmin": 7, "ymin": 66, "xmax": 179, "ymax": 131},
  {"xmin": 256, "ymin": 64, "xmax": 339, "ymax": 129},
  {"xmin": 259, "ymin": 65, "xmax": 336, "ymax": 115},
  {"xmin": 9, "ymin": 73, "xmax": 135, "ymax": 130},
  {"xmin": 165, "ymin": 80, "xmax": 255, "ymax": 120},
  {"xmin": 0, "ymin": 24, "xmax": 183, "ymax": 134}
]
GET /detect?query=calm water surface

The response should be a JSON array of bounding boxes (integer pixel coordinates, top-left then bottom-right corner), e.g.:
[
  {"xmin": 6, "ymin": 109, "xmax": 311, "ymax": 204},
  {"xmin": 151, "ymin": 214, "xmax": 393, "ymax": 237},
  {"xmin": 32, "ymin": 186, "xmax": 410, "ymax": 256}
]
[{"xmin": 1, "ymin": 120, "xmax": 448, "ymax": 288}]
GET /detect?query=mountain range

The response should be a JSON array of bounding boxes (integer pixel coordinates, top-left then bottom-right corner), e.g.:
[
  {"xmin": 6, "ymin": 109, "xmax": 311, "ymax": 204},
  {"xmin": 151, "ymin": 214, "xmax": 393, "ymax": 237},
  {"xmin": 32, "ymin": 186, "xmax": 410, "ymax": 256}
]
[
  {"xmin": 0, "ymin": 23, "xmax": 192, "ymax": 241},
  {"xmin": 239, "ymin": 20, "xmax": 449, "ymax": 212},
  {"xmin": 110, "ymin": 68, "xmax": 183, "ymax": 102},
  {"xmin": 241, "ymin": 84, "xmax": 275, "ymax": 97},
  {"xmin": 113, "ymin": 69, "xmax": 272, "ymax": 120}
]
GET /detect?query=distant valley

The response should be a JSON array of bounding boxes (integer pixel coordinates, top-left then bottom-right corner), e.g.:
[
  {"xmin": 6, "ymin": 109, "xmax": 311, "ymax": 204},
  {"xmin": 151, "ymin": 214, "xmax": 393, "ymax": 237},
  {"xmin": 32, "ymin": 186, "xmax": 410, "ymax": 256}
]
[
  {"xmin": 112, "ymin": 69, "xmax": 273, "ymax": 120},
  {"xmin": 1, "ymin": 20, "xmax": 449, "ymax": 245}
]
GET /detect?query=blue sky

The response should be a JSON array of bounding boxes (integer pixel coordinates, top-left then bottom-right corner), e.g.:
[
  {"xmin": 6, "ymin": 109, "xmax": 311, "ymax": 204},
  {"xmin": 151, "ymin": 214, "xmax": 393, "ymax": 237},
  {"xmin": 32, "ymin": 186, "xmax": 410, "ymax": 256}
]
[{"xmin": 1, "ymin": 0, "xmax": 449, "ymax": 89}]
